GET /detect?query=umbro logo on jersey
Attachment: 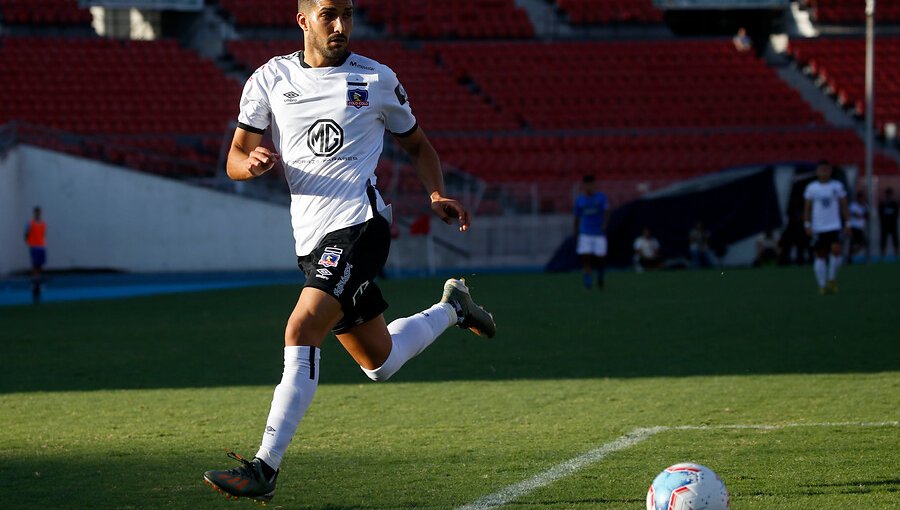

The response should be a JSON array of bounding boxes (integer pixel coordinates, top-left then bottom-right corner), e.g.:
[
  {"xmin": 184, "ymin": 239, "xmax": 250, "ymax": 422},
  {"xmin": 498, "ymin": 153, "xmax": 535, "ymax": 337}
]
[
  {"xmin": 315, "ymin": 268, "xmax": 332, "ymax": 280},
  {"xmin": 283, "ymin": 90, "xmax": 308, "ymax": 105}
]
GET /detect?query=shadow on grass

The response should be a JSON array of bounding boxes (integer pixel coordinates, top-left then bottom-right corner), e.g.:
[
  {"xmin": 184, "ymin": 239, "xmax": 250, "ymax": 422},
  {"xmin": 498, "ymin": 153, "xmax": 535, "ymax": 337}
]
[
  {"xmin": 800, "ymin": 478, "xmax": 900, "ymax": 494},
  {"xmin": 0, "ymin": 454, "xmax": 480, "ymax": 510},
  {"xmin": 2, "ymin": 265, "xmax": 899, "ymax": 393}
]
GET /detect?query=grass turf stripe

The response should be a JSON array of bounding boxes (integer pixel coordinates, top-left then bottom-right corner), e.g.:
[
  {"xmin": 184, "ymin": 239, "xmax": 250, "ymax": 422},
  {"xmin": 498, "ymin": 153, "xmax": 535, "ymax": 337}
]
[{"xmin": 458, "ymin": 421, "xmax": 899, "ymax": 510}]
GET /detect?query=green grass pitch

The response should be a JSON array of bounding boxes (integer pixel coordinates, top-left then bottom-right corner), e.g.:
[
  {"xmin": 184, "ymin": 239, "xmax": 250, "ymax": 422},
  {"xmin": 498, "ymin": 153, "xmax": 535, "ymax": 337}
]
[{"xmin": 1, "ymin": 264, "xmax": 898, "ymax": 509}]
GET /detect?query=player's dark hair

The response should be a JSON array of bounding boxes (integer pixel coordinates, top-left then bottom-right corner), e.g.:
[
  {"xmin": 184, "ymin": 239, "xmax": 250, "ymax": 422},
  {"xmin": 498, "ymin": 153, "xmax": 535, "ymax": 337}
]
[{"xmin": 582, "ymin": 175, "xmax": 595, "ymax": 183}]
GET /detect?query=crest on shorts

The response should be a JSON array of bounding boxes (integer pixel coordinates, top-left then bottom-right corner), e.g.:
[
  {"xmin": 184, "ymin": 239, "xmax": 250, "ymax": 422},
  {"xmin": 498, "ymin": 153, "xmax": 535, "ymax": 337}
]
[
  {"xmin": 318, "ymin": 247, "xmax": 342, "ymax": 268},
  {"xmin": 347, "ymin": 88, "xmax": 369, "ymax": 109}
]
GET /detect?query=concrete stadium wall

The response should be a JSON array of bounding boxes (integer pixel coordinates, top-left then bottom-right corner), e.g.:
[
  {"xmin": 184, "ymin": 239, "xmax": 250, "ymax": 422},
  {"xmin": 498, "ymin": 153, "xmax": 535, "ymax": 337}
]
[
  {"xmin": 0, "ymin": 145, "xmax": 296, "ymax": 275},
  {"xmin": 0, "ymin": 149, "xmax": 25, "ymax": 274},
  {"xmin": 388, "ymin": 214, "xmax": 572, "ymax": 275}
]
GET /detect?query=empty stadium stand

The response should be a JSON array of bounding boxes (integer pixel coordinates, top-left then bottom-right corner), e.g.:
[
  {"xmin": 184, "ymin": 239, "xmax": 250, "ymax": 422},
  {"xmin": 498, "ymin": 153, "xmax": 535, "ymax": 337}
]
[
  {"xmin": 430, "ymin": 39, "xmax": 824, "ymax": 130},
  {"xmin": 3, "ymin": 1, "xmax": 899, "ymax": 215},
  {"xmin": 555, "ymin": 0, "xmax": 663, "ymax": 25},
  {"xmin": 218, "ymin": 0, "xmax": 534, "ymax": 38},
  {"xmin": 354, "ymin": 0, "xmax": 533, "ymax": 39},
  {"xmin": 789, "ymin": 36, "xmax": 900, "ymax": 134},
  {"xmin": 218, "ymin": 0, "xmax": 296, "ymax": 27},
  {"xmin": 226, "ymin": 39, "xmax": 520, "ymax": 131},
  {"xmin": 0, "ymin": 36, "xmax": 240, "ymax": 176},
  {"xmin": 806, "ymin": 0, "xmax": 900, "ymax": 24},
  {"xmin": 0, "ymin": 0, "xmax": 92, "ymax": 26}
]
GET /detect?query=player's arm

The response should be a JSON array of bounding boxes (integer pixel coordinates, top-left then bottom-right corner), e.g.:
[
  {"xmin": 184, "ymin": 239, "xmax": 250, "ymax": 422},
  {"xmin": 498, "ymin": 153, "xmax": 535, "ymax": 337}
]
[
  {"xmin": 393, "ymin": 127, "xmax": 470, "ymax": 232},
  {"xmin": 840, "ymin": 196, "xmax": 851, "ymax": 233},
  {"xmin": 226, "ymin": 127, "xmax": 280, "ymax": 181},
  {"xmin": 803, "ymin": 199, "xmax": 813, "ymax": 236}
]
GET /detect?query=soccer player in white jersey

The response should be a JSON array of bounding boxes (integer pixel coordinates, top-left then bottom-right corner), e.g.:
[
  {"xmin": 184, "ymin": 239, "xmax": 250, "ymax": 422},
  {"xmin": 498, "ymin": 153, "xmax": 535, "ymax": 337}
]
[
  {"xmin": 203, "ymin": 0, "xmax": 496, "ymax": 502},
  {"xmin": 803, "ymin": 161, "xmax": 851, "ymax": 294}
]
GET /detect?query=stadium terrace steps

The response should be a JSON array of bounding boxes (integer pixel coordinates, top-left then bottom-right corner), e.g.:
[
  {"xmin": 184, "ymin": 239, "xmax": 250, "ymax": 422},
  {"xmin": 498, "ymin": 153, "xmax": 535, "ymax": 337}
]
[
  {"xmin": 788, "ymin": 36, "xmax": 900, "ymax": 135},
  {"xmin": 429, "ymin": 39, "xmax": 826, "ymax": 130},
  {"xmin": 0, "ymin": 36, "xmax": 240, "ymax": 177},
  {"xmin": 808, "ymin": 0, "xmax": 900, "ymax": 24},
  {"xmin": 6, "ymin": 33, "xmax": 898, "ymax": 199}
]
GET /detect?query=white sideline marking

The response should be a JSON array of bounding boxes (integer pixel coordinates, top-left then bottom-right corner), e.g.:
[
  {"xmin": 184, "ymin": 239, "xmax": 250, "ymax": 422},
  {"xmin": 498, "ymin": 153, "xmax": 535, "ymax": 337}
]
[{"xmin": 456, "ymin": 421, "xmax": 898, "ymax": 510}]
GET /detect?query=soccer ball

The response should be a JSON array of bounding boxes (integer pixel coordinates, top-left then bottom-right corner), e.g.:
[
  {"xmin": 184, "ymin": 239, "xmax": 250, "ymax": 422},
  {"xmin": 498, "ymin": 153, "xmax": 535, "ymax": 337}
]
[{"xmin": 646, "ymin": 462, "xmax": 730, "ymax": 510}]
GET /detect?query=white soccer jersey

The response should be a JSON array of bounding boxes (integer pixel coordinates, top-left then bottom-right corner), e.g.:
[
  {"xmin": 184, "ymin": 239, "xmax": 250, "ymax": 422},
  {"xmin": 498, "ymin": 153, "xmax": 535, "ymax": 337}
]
[
  {"xmin": 238, "ymin": 51, "xmax": 417, "ymax": 256},
  {"xmin": 804, "ymin": 179, "xmax": 847, "ymax": 233}
]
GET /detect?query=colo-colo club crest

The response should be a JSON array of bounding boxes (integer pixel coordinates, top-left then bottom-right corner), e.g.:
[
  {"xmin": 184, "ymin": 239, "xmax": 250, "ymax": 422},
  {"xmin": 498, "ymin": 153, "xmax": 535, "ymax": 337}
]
[{"xmin": 347, "ymin": 88, "xmax": 369, "ymax": 109}]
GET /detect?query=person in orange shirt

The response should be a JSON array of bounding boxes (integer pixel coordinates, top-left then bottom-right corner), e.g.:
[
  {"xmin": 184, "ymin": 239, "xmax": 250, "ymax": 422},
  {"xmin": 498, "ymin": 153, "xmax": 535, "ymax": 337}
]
[{"xmin": 24, "ymin": 206, "xmax": 46, "ymax": 303}]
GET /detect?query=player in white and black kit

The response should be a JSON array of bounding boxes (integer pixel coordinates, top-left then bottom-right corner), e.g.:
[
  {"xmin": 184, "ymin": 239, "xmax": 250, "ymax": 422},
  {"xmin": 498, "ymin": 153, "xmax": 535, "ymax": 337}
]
[
  {"xmin": 203, "ymin": 0, "xmax": 496, "ymax": 502},
  {"xmin": 803, "ymin": 161, "xmax": 851, "ymax": 294}
]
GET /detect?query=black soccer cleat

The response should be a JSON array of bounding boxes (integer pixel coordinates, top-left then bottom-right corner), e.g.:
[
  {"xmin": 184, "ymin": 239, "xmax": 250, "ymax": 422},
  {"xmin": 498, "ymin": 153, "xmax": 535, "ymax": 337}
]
[
  {"xmin": 204, "ymin": 450, "xmax": 278, "ymax": 503},
  {"xmin": 440, "ymin": 278, "xmax": 497, "ymax": 338}
]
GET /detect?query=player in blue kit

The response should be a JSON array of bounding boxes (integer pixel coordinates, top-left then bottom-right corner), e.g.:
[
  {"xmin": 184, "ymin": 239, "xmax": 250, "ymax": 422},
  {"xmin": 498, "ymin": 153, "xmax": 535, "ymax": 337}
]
[{"xmin": 574, "ymin": 175, "xmax": 610, "ymax": 289}]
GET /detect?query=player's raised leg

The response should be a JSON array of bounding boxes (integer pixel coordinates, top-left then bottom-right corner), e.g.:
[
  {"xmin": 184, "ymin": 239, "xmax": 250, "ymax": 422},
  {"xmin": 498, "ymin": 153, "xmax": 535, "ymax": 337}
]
[{"xmin": 347, "ymin": 278, "xmax": 496, "ymax": 382}]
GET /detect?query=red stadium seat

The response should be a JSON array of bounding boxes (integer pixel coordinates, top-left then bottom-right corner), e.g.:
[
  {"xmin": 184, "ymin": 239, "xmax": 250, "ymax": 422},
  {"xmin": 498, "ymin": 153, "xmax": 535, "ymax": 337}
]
[{"xmin": 789, "ymin": 36, "xmax": 900, "ymax": 138}]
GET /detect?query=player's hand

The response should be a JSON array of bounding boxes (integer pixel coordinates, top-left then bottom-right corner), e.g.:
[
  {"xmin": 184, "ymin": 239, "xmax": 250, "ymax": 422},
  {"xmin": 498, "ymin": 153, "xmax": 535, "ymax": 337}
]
[
  {"xmin": 430, "ymin": 192, "xmax": 471, "ymax": 232},
  {"xmin": 247, "ymin": 146, "xmax": 281, "ymax": 177},
  {"xmin": 805, "ymin": 227, "xmax": 813, "ymax": 238}
]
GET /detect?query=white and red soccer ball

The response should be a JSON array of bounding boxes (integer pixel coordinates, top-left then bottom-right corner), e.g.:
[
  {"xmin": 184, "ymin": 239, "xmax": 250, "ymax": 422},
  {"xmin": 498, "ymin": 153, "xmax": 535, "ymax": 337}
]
[{"xmin": 646, "ymin": 462, "xmax": 730, "ymax": 510}]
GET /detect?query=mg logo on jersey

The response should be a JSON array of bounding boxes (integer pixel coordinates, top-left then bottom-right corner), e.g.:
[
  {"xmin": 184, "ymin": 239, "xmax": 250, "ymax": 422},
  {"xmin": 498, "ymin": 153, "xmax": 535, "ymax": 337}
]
[{"xmin": 307, "ymin": 119, "xmax": 344, "ymax": 157}]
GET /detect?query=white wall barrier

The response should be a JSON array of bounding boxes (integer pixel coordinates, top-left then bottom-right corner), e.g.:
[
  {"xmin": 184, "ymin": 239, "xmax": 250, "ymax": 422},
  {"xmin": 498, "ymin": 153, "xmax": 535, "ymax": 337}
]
[
  {"xmin": 2, "ymin": 145, "xmax": 570, "ymax": 276},
  {"xmin": 1, "ymin": 145, "xmax": 296, "ymax": 274}
]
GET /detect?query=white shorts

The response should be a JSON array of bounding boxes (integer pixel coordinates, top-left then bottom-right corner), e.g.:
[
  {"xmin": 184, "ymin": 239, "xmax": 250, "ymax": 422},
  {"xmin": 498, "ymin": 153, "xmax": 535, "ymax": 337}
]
[{"xmin": 577, "ymin": 234, "xmax": 607, "ymax": 256}]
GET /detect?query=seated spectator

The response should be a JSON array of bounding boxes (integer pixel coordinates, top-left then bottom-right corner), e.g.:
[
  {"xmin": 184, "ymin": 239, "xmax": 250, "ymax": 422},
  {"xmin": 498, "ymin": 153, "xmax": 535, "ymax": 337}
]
[
  {"xmin": 733, "ymin": 27, "xmax": 752, "ymax": 52},
  {"xmin": 754, "ymin": 229, "xmax": 779, "ymax": 267},
  {"xmin": 633, "ymin": 227, "xmax": 661, "ymax": 272},
  {"xmin": 689, "ymin": 220, "xmax": 714, "ymax": 268},
  {"xmin": 731, "ymin": 27, "xmax": 753, "ymax": 51}
]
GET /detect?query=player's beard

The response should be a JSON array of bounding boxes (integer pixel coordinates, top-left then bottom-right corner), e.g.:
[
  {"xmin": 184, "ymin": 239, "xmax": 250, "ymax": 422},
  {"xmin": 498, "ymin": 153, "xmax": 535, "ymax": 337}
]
[{"xmin": 316, "ymin": 35, "xmax": 349, "ymax": 63}]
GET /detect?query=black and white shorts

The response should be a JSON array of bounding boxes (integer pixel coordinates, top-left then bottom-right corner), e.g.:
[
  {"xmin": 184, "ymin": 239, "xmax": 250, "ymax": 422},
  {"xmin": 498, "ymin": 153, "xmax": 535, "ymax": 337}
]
[
  {"xmin": 298, "ymin": 215, "xmax": 391, "ymax": 334},
  {"xmin": 811, "ymin": 229, "xmax": 841, "ymax": 251}
]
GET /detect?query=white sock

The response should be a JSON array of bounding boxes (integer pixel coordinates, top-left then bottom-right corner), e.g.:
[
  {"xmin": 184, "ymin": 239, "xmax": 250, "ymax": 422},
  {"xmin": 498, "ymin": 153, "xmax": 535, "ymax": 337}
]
[
  {"xmin": 828, "ymin": 254, "xmax": 841, "ymax": 281},
  {"xmin": 255, "ymin": 345, "xmax": 320, "ymax": 471},
  {"xmin": 813, "ymin": 258, "xmax": 827, "ymax": 288},
  {"xmin": 362, "ymin": 303, "xmax": 456, "ymax": 382}
]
